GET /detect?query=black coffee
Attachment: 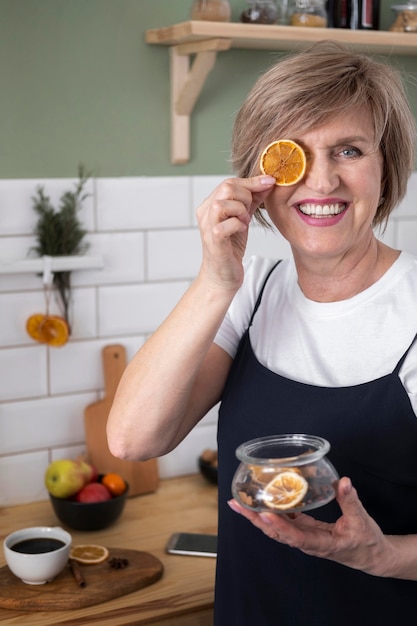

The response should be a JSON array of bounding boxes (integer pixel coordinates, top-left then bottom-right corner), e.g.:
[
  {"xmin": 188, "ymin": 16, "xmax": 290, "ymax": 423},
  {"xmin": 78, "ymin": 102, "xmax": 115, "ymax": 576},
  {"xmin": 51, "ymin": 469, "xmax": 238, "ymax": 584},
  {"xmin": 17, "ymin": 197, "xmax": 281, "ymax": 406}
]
[{"xmin": 11, "ymin": 538, "xmax": 65, "ymax": 554}]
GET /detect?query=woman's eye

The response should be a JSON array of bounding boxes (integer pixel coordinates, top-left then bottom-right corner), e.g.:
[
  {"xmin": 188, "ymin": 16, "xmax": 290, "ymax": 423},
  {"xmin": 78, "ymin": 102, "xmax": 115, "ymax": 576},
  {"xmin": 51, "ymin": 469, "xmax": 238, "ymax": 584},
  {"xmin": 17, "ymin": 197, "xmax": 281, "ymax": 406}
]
[{"xmin": 338, "ymin": 146, "xmax": 362, "ymax": 158}]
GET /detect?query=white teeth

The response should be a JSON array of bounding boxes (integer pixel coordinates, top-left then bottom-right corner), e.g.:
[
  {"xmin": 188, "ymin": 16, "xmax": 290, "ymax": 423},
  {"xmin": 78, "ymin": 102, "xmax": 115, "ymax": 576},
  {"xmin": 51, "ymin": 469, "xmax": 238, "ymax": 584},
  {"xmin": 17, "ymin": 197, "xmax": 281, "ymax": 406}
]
[{"xmin": 298, "ymin": 203, "xmax": 346, "ymax": 217}]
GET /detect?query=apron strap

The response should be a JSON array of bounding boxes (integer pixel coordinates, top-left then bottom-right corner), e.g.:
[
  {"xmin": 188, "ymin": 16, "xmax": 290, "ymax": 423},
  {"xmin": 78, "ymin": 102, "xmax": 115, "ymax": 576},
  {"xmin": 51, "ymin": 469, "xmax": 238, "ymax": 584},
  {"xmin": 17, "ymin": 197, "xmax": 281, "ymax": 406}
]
[
  {"xmin": 393, "ymin": 331, "xmax": 417, "ymax": 375},
  {"xmin": 248, "ymin": 260, "xmax": 281, "ymax": 328}
]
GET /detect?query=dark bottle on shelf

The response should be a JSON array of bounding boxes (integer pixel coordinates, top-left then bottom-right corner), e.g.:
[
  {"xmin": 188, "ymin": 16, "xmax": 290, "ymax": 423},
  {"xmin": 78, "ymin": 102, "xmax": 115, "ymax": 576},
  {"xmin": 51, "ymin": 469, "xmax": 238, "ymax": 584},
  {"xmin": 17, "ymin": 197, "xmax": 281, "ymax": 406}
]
[
  {"xmin": 328, "ymin": 0, "xmax": 379, "ymax": 29},
  {"xmin": 327, "ymin": 0, "xmax": 350, "ymax": 26},
  {"xmin": 349, "ymin": 0, "xmax": 380, "ymax": 29}
]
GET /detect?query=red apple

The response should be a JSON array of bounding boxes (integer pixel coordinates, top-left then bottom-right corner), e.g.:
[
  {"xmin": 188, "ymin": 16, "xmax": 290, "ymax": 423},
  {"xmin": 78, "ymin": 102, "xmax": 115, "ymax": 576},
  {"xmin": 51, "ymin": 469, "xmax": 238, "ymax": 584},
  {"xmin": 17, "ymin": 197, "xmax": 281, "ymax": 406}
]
[
  {"xmin": 79, "ymin": 460, "xmax": 99, "ymax": 483},
  {"xmin": 75, "ymin": 482, "xmax": 112, "ymax": 503}
]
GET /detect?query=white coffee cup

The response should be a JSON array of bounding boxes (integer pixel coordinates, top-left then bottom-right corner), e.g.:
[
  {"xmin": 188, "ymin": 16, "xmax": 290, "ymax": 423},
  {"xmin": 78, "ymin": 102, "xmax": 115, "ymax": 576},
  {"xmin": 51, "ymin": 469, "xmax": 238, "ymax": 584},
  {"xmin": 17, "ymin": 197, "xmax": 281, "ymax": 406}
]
[{"xmin": 3, "ymin": 526, "xmax": 72, "ymax": 585}]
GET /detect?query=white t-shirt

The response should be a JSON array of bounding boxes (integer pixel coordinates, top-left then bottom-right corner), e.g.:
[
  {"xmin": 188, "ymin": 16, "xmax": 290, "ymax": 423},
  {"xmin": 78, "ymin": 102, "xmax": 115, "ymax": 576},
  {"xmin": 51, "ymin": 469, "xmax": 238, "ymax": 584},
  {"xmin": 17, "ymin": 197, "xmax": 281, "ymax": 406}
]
[{"xmin": 214, "ymin": 251, "xmax": 417, "ymax": 415}]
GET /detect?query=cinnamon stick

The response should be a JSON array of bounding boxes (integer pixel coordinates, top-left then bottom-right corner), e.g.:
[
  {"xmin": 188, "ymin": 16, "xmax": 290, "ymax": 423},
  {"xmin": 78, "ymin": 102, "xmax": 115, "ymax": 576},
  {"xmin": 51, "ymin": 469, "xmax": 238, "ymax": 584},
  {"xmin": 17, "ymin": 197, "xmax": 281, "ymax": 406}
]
[{"xmin": 69, "ymin": 558, "xmax": 86, "ymax": 588}]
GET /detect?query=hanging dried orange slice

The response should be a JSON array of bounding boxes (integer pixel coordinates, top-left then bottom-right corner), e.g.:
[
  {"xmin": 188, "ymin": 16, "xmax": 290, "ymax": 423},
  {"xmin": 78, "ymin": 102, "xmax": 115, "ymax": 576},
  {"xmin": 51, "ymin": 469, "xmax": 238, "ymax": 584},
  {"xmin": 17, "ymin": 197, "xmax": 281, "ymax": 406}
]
[
  {"xmin": 260, "ymin": 139, "xmax": 306, "ymax": 186},
  {"xmin": 41, "ymin": 315, "xmax": 69, "ymax": 347},
  {"xmin": 70, "ymin": 544, "xmax": 109, "ymax": 565},
  {"xmin": 262, "ymin": 470, "xmax": 308, "ymax": 511},
  {"xmin": 26, "ymin": 313, "xmax": 47, "ymax": 343}
]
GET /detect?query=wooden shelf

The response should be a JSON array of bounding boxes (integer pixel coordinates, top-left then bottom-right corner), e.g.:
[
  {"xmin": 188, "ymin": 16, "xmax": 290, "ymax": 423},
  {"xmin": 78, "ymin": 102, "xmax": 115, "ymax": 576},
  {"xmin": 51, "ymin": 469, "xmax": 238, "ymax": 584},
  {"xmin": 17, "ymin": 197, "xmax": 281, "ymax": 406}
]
[
  {"xmin": 0, "ymin": 255, "xmax": 104, "ymax": 275},
  {"xmin": 146, "ymin": 21, "xmax": 417, "ymax": 164},
  {"xmin": 146, "ymin": 20, "xmax": 417, "ymax": 54}
]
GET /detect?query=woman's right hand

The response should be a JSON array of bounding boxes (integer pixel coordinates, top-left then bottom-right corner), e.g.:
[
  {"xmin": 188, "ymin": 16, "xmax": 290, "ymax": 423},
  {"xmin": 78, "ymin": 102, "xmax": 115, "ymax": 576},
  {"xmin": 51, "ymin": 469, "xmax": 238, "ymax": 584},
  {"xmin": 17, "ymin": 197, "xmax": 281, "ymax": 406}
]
[{"xmin": 196, "ymin": 175, "xmax": 276, "ymax": 293}]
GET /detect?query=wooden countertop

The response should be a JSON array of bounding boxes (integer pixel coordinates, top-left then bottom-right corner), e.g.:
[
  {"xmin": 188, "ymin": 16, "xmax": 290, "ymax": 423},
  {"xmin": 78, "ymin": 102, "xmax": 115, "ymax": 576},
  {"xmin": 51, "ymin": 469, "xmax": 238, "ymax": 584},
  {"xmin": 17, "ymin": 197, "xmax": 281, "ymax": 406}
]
[{"xmin": 0, "ymin": 474, "xmax": 218, "ymax": 626}]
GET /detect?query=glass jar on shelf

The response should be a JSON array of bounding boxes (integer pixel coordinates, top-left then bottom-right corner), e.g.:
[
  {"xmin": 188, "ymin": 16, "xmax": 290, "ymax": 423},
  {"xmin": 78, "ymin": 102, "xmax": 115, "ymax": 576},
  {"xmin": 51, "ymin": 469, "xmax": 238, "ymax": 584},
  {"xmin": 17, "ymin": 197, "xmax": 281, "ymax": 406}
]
[
  {"xmin": 190, "ymin": 0, "xmax": 232, "ymax": 21},
  {"xmin": 389, "ymin": 3, "xmax": 417, "ymax": 31},
  {"xmin": 240, "ymin": 0, "xmax": 279, "ymax": 24},
  {"xmin": 277, "ymin": 0, "xmax": 292, "ymax": 24},
  {"xmin": 290, "ymin": 0, "xmax": 327, "ymax": 26}
]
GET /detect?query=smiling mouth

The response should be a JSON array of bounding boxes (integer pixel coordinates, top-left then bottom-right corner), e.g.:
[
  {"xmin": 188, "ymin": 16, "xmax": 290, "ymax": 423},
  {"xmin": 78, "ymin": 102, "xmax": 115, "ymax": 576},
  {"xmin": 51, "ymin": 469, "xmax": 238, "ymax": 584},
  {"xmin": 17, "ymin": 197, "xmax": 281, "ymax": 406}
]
[{"xmin": 298, "ymin": 202, "xmax": 347, "ymax": 218}]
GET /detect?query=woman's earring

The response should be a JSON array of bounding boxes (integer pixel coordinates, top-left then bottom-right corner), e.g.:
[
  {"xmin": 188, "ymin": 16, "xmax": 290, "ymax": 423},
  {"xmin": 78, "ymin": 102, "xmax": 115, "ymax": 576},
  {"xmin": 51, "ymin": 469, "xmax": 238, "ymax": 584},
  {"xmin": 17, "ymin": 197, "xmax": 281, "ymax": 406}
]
[{"xmin": 378, "ymin": 196, "xmax": 385, "ymax": 206}]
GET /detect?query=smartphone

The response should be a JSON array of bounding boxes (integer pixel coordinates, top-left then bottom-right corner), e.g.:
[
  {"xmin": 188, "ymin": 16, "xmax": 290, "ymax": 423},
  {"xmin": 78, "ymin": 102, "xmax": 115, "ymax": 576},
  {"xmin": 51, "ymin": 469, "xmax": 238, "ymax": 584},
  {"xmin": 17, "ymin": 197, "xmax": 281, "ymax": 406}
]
[{"xmin": 166, "ymin": 532, "xmax": 217, "ymax": 557}]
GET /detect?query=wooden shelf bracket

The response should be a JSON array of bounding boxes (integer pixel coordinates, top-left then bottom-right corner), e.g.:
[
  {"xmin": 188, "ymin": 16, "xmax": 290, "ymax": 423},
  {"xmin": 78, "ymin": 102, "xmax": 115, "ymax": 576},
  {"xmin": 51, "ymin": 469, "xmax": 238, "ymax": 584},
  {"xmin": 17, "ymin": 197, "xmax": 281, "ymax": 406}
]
[{"xmin": 170, "ymin": 38, "xmax": 232, "ymax": 164}]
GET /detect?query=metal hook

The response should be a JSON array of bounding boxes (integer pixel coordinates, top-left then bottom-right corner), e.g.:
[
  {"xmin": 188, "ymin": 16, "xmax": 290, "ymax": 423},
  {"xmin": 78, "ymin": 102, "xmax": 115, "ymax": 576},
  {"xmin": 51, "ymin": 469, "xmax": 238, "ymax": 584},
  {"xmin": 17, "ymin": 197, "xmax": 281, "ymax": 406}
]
[
  {"xmin": 42, "ymin": 256, "xmax": 54, "ymax": 315},
  {"xmin": 42, "ymin": 255, "xmax": 53, "ymax": 287}
]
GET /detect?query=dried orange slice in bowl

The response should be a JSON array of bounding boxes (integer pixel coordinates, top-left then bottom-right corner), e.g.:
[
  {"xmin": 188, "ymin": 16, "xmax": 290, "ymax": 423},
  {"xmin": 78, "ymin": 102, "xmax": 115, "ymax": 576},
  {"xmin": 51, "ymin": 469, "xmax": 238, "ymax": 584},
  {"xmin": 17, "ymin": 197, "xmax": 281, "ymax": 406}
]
[
  {"xmin": 42, "ymin": 315, "xmax": 69, "ymax": 347},
  {"xmin": 26, "ymin": 313, "xmax": 47, "ymax": 343},
  {"xmin": 260, "ymin": 139, "xmax": 306, "ymax": 186},
  {"xmin": 248, "ymin": 464, "xmax": 301, "ymax": 485},
  {"xmin": 262, "ymin": 470, "xmax": 308, "ymax": 511},
  {"xmin": 70, "ymin": 544, "xmax": 109, "ymax": 565}
]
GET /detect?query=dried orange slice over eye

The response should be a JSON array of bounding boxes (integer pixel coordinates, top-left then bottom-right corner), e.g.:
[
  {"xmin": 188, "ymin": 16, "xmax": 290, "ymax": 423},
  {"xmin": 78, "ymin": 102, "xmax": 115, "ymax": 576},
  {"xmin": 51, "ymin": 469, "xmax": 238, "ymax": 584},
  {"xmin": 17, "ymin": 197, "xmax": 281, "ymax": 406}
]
[
  {"xmin": 41, "ymin": 315, "xmax": 69, "ymax": 347},
  {"xmin": 70, "ymin": 544, "xmax": 109, "ymax": 565},
  {"xmin": 262, "ymin": 470, "xmax": 308, "ymax": 511},
  {"xmin": 26, "ymin": 313, "xmax": 47, "ymax": 343},
  {"xmin": 260, "ymin": 139, "xmax": 306, "ymax": 186}
]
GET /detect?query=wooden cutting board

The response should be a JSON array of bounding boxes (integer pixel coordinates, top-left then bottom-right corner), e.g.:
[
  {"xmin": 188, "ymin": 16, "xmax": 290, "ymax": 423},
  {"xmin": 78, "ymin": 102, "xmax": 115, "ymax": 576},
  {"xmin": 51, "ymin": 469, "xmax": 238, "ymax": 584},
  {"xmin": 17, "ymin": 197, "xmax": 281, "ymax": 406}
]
[
  {"xmin": 84, "ymin": 344, "xmax": 159, "ymax": 497},
  {"xmin": 0, "ymin": 548, "xmax": 163, "ymax": 611}
]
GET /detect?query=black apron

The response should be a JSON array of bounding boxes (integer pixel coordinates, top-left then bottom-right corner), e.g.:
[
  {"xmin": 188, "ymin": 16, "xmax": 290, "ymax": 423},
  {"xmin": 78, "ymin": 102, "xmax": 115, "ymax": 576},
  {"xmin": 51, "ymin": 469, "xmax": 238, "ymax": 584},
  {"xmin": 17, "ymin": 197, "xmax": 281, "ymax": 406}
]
[{"xmin": 215, "ymin": 261, "xmax": 417, "ymax": 625}]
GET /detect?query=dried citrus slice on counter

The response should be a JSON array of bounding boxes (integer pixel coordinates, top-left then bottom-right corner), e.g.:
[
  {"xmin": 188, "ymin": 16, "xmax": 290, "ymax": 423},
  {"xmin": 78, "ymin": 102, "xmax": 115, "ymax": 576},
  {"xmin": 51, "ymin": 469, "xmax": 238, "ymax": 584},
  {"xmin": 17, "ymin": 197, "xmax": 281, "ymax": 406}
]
[
  {"xmin": 262, "ymin": 470, "xmax": 308, "ymax": 511},
  {"xmin": 26, "ymin": 313, "xmax": 47, "ymax": 343},
  {"xmin": 260, "ymin": 139, "xmax": 306, "ymax": 186},
  {"xmin": 41, "ymin": 315, "xmax": 69, "ymax": 347},
  {"xmin": 70, "ymin": 544, "xmax": 109, "ymax": 564}
]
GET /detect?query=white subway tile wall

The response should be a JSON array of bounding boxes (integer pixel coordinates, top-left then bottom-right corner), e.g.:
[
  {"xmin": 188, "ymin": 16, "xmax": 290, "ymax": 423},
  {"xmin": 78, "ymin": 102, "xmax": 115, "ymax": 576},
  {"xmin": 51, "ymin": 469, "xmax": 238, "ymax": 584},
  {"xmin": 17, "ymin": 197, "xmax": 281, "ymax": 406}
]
[{"xmin": 0, "ymin": 173, "xmax": 416, "ymax": 506}]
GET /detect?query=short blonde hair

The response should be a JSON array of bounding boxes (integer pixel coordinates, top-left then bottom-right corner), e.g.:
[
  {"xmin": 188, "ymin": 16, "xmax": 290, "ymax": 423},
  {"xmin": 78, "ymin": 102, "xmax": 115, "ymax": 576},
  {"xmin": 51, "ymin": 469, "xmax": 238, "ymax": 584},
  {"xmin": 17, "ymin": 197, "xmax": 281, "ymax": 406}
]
[{"xmin": 232, "ymin": 41, "xmax": 416, "ymax": 228}]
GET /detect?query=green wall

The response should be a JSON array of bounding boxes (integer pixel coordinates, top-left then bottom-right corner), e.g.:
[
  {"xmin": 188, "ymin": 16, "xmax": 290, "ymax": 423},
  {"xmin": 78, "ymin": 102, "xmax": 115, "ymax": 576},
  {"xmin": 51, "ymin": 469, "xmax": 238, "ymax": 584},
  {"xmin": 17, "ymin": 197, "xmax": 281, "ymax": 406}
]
[{"xmin": 1, "ymin": 0, "xmax": 416, "ymax": 178}]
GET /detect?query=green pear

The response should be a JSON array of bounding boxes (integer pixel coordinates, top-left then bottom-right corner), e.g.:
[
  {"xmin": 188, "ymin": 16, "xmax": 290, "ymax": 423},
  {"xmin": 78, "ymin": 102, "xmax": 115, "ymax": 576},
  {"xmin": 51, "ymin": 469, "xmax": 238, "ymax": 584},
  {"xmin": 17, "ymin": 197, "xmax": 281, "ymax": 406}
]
[{"xmin": 45, "ymin": 459, "xmax": 87, "ymax": 498}]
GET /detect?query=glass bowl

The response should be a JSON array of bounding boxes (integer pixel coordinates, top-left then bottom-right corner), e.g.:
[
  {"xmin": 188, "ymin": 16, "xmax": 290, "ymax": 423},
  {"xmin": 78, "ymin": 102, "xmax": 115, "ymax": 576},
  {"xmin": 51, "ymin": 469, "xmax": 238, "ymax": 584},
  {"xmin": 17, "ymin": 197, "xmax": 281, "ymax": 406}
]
[{"xmin": 231, "ymin": 434, "xmax": 339, "ymax": 514}]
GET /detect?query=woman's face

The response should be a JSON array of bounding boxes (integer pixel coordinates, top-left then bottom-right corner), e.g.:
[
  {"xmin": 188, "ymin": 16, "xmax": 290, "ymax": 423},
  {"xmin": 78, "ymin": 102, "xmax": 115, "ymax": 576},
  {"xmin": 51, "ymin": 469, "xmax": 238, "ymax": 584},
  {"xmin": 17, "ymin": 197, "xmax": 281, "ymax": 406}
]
[{"xmin": 263, "ymin": 107, "xmax": 384, "ymax": 265}]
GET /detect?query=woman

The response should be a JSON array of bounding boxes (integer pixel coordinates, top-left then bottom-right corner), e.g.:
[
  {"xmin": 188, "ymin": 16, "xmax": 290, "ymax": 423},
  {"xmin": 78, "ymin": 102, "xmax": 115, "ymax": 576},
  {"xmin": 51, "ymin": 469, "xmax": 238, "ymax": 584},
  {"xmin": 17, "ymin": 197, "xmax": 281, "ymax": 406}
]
[{"xmin": 107, "ymin": 42, "xmax": 417, "ymax": 624}]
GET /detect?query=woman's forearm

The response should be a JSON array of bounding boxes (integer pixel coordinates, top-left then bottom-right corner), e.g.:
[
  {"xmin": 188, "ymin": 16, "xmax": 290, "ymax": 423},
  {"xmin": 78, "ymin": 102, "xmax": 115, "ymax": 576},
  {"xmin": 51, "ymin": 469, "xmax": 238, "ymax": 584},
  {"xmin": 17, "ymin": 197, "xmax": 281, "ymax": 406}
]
[{"xmin": 107, "ymin": 274, "xmax": 235, "ymax": 461}]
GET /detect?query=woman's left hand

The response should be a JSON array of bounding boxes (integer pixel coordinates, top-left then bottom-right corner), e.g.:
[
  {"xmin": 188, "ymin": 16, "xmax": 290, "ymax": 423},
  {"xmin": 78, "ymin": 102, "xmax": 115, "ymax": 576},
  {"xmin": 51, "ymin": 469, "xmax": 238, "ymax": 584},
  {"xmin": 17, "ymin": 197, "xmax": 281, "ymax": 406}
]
[{"xmin": 228, "ymin": 477, "xmax": 397, "ymax": 577}]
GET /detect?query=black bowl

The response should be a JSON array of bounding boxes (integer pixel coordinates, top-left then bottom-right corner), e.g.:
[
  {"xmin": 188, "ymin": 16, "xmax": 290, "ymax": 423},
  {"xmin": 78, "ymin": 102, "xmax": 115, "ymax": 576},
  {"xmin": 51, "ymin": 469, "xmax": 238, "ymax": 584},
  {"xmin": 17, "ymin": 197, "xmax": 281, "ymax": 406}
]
[
  {"xmin": 198, "ymin": 454, "xmax": 218, "ymax": 485},
  {"xmin": 49, "ymin": 481, "xmax": 129, "ymax": 531}
]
